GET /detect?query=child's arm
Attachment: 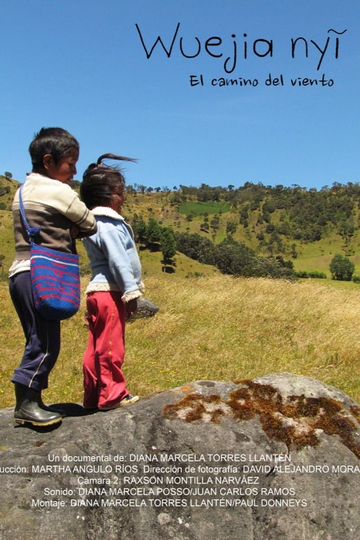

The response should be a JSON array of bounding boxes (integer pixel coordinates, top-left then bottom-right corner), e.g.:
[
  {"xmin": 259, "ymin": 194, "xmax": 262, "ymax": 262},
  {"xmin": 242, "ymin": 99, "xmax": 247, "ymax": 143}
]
[
  {"xmin": 66, "ymin": 195, "xmax": 97, "ymax": 238},
  {"xmin": 101, "ymin": 222, "xmax": 143, "ymax": 303},
  {"xmin": 50, "ymin": 182, "xmax": 97, "ymax": 237}
]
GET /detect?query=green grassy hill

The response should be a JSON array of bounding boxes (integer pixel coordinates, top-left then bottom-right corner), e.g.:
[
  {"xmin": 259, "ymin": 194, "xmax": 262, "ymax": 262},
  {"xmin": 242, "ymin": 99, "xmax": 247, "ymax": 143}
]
[
  {"xmin": 1, "ymin": 175, "xmax": 360, "ymax": 279},
  {"xmin": 121, "ymin": 186, "xmax": 360, "ymax": 280}
]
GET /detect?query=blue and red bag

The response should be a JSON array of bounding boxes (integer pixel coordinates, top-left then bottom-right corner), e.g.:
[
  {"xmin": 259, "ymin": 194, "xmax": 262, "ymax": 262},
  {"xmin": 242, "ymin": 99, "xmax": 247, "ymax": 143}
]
[
  {"xmin": 29, "ymin": 244, "xmax": 80, "ymax": 320},
  {"xmin": 18, "ymin": 186, "xmax": 80, "ymax": 321}
]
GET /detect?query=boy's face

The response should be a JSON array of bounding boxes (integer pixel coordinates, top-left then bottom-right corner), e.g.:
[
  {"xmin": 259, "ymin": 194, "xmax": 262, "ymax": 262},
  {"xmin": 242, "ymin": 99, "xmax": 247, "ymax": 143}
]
[{"xmin": 43, "ymin": 150, "xmax": 79, "ymax": 184}]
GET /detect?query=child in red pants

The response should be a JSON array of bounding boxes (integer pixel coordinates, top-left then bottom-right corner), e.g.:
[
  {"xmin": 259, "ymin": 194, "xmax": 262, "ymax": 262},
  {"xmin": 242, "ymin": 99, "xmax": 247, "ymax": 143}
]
[{"xmin": 80, "ymin": 154, "xmax": 144, "ymax": 410}]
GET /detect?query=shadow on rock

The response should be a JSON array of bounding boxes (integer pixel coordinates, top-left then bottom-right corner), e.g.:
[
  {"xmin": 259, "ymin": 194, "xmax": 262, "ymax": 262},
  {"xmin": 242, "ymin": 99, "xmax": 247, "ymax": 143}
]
[
  {"xmin": 46, "ymin": 402, "xmax": 99, "ymax": 418},
  {"xmin": 14, "ymin": 419, "xmax": 63, "ymax": 433}
]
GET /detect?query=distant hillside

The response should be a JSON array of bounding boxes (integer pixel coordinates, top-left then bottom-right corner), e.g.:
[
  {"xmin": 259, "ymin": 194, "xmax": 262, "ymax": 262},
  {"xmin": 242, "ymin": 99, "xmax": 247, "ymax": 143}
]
[
  {"xmin": 1, "ymin": 176, "xmax": 360, "ymax": 278},
  {"xmin": 0, "ymin": 174, "xmax": 20, "ymax": 209},
  {"xmin": 121, "ymin": 181, "xmax": 360, "ymax": 278}
]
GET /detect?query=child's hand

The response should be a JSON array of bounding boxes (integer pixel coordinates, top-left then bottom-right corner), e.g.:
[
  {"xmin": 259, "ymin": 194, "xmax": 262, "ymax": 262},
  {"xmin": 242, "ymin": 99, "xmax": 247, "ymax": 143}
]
[
  {"xmin": 70, "ymin": 224, "xmax": 80, "ymax": 238},
  {"xmin": 126, "ymin": 299, "xmax": 138, "ymax": 317}
]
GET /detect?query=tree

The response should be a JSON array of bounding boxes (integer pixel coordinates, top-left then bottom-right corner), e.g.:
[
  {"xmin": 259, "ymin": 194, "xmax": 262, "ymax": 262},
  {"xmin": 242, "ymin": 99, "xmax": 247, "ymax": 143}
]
[
  {"xmin": 329, "ymin": 254, "xmax": 355, "ymax": 281},
  {"xmin": 213, "ymin": 238, "xmax": 255, "ymax": 277},
  {"xmin": 175, "ymin": 232, "xmax": 214, "ymax": 265},
  {"xmin": 226, "ymin": 220, "xmax": 237, "ymax": 235},
  {"xmin": 132, "ymin": 215, "xmax": 147, "ymax": 243},
  {"xmin": 126, "ymin": 184, "xmax": 136, "ymax": 195},
  {"xmin": 161, "ymin": 227, "xmax": 176, "ymax": 266},
  {"xmin": 210, "ymin": 215, "xmax": 220, "ymax": 232},
  {"xmin": 146, "ymin": 217, "xmax": 162, "ymax": 250}
]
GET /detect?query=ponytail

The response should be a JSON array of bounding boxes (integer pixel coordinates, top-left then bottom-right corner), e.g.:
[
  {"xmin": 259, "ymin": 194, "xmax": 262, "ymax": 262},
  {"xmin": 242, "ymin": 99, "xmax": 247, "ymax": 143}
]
[{"xmin": 81, "ymin": 153, "xmax": 136, "ymax": 209}]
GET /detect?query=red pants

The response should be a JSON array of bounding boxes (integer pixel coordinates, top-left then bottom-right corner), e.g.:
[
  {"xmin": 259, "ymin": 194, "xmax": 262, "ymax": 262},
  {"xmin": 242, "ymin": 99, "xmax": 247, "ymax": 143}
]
[{"xmin": 83, "ymin": 291, "xmax": 129, "ymax": 409}]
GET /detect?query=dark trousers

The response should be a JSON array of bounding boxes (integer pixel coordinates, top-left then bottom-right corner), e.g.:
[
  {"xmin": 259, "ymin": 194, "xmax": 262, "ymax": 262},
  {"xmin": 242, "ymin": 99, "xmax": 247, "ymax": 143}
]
[{"xmin": 9, "ymin": 271, "xmax": 60, "ymax": 392}]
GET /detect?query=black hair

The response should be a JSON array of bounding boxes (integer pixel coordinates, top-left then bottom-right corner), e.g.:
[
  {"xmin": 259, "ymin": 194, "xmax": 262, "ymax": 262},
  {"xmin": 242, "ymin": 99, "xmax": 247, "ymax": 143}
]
[
  {"xmin": 80, "ymin": 153, "xmax": 136, "ymax": 209},
  {"xmin": 29, "ymin": 127, "xmax": 80, "ymax": 172}
]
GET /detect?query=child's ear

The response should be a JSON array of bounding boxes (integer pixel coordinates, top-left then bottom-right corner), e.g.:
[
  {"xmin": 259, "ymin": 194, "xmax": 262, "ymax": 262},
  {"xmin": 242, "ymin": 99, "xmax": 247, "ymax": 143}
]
[{"xmin": 43, "ymin": 154, "xmax": 54, "ymax": 172}]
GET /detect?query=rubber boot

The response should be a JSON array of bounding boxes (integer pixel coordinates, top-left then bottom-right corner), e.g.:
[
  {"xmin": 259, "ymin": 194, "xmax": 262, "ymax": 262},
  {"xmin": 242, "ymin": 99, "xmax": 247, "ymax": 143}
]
[
  {"xmin": 14, "ymin": 383, "xmax": 62, "ymax": 427},
  {"xmin": 38, "ymin": 392, "xmax": 64, "ymax": 416}
]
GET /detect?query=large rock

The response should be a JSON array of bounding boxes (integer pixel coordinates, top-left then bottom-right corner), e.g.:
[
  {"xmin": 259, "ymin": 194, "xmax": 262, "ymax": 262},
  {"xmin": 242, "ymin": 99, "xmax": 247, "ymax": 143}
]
[
  {"xmin": 0, "ymin": 373, "xmax": 359, "ymax": 540},
  {"xmin": 127, "ymin": 297, "xmax": 159, "ymax": 321}
]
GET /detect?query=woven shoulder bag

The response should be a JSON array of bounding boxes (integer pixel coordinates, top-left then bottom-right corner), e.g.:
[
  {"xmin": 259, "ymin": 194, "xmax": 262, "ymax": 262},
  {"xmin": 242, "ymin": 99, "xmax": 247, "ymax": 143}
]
[{"xmin": 18, "ymin": 185, "xmax": 81, "ymax": 321}]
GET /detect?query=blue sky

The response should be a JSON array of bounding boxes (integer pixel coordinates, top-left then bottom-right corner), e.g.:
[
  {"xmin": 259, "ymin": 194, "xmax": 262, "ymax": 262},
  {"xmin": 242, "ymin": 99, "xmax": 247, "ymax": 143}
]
[{"xmin": 0, "ymin": 0, "xmax": 359, "ymax": 191}]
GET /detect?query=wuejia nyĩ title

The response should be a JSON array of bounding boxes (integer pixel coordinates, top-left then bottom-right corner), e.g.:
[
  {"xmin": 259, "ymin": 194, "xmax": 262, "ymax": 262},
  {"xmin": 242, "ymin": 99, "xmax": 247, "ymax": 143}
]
[{"xmin": 135, "ymin": 23, "xmax": 348, "ymax": 73}]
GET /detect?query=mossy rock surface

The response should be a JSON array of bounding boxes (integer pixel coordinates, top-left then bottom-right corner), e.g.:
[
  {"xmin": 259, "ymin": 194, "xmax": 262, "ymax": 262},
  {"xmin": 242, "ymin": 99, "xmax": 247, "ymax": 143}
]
[{"xmin": 0, "ymin": 373, "xmax": 359, "ymax": 540}]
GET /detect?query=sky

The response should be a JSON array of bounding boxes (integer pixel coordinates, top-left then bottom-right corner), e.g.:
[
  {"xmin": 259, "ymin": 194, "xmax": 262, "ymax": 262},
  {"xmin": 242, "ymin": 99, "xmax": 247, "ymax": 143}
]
[{"xmin": 0, "ymin": 0, "xmax": 359, "ymax": 191}]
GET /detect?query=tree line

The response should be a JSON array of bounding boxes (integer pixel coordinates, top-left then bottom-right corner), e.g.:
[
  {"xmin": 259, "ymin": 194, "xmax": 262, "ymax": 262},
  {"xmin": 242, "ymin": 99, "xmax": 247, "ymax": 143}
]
[
  {"xmin": 131, "ymin": 215, "xmax": 296, "ymax": 279},
  {"xmin": 168, "ymin": 181, "xmax": 360, "ymax": 244},
  {"xmin": 131, "ymin": 215, "xmax": 358, "ymax": 282},
  {"xmin": 1, "ymin": 175, "xmax": 358, "ymax": 280}
]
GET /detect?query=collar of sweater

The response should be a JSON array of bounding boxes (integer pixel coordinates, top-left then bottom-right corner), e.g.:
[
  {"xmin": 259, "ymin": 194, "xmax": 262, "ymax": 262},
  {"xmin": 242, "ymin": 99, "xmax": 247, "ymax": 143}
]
[
  {"xmin": 26, "ymin": 172, "xmax": 65, "ymax": 185},
  {"xmin": 92, "ymin": 206, "xmax": 125, "ymax": 221}
]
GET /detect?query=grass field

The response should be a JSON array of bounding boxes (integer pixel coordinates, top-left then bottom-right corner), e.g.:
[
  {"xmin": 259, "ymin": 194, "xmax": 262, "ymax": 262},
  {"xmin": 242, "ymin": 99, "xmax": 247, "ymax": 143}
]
[
  {"xmin": 1, "ymin": 253, "xmax": 360, "ymax": 409},
  {"xmin": 1, "ymin": 183, "xmax": 360, "ymax": 410},
  {"xmin": 177, "ymin": 201, "xmax": 231, "ymax": 216}
]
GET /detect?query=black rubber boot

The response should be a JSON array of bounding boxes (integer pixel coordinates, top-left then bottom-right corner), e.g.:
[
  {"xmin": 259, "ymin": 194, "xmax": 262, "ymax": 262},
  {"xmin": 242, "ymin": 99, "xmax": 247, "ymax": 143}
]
[
  {"xmin": 14, "ymin": 383, "xmax": 62, "ymax": 427},
  {"xmin": 38, "ymin": 392, "xmax": 64, "ymax": 416}
]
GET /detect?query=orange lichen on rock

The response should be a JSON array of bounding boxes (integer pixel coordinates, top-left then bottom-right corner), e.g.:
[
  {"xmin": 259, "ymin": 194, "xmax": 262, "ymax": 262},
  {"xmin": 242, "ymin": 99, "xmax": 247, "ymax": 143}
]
[
  {"xmin": 163, "ymin": 393, "xmax": 229, "ymax": 424},
  {"xmin": 163, "ymin": 380, "xmax": 360, "ymax": 459},
  {"xmin": 171, "ymin": 384, "xmax": 195, "ymax": 394}
]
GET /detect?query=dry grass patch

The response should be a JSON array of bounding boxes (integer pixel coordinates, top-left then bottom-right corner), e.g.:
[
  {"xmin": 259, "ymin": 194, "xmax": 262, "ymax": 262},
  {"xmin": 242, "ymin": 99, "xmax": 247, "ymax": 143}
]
[
  {"xmin": 125, "ymin": 275, "xmax": 360, "ymax": 401},
  {"xmin": 1, "ymin": 274, "xmax": 360, "ymax": 408}
]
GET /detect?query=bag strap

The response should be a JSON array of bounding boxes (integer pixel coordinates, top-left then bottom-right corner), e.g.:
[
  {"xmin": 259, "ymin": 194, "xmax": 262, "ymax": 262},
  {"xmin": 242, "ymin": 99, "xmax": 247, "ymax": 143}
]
[
  {"xmin": 18, "ymin": 185, "xmax": 78, "ymax": 254},
  {"xmin": 18, "ymin": 185, "xmax": 41, "ymax": 244}
]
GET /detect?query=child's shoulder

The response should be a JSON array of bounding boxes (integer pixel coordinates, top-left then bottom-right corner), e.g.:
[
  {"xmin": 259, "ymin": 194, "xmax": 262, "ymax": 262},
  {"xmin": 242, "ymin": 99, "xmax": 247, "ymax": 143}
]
[
  {"xmin": 26, "ymin": 173, "xmax": 76, "ymax": 195},
  {"xmin": 93, "ymin": 207, "xmax": 125, "ymax": 223}
]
